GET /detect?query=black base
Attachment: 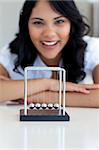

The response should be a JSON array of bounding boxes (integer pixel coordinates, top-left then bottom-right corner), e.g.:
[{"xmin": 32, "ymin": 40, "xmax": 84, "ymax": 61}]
[{"xmin": 20, "ymin": 109, "xmax": 70, "ymax": 121}]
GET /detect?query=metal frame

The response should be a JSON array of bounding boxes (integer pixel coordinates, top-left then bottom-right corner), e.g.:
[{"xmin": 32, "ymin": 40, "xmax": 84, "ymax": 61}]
[{"xmin": 20, "ymin": 67, "xmax": 70, "ymax": 121}]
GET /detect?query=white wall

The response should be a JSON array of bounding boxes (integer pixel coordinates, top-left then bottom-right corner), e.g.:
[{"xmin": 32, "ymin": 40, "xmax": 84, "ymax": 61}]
[
  {"xmin": 0, "ymin": 0, "xmax": 94, "ymax": 49},
  {"xmin": 76, "ymin": 1, "xmax": 92, "ymax": 31},
  {"xmin": 93, "ymin": 2, "xmax": 99, "ymax": 36},
  {"xmin": 0, "ymin": 0, "xmax": 24, "ymax": 49}
]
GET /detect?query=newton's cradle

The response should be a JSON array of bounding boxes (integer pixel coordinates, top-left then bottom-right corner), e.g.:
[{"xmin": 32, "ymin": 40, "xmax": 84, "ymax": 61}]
[{"xmin": 20, "ymin": 67, "xmax": 70, "ymax": 121}]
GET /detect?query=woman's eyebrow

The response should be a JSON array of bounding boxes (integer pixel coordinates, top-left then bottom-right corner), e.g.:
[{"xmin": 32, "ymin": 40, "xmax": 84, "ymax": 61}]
[
  {"xmin": 30, "ymin": 16, "xmax": 64, "ymax": 21},
  {"xmin": 30, "ymin": 17, "xmax": 43, "ymax": 21},
  {"xmin": 54, "ymin": 16, "xmax": 64, "ymax": 20}
]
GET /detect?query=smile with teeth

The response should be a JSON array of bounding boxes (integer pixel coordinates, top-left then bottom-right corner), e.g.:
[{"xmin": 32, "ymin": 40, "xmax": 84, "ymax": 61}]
[{"xmin": 42, "ymin": 41, "xmax": 58, "ymax": 46}]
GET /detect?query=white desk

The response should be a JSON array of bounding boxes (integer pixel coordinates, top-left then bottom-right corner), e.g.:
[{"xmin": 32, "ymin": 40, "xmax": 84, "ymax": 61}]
[{"xmin": 0, "ymin": 104, "xmax": 99, "ymax": 150}]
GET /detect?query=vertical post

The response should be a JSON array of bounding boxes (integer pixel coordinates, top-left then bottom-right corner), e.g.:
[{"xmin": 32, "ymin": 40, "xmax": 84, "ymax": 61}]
[
  {"xmin": 59, "ymin": 70, "xmax": 62, "ymax": 115},
  {"xmin": 24, "ymin": 68, "xmax": 27, "ymax": 115},
  {"xmin": 63, "ymin": 69, "xmax": 66, "ymax": 116}
]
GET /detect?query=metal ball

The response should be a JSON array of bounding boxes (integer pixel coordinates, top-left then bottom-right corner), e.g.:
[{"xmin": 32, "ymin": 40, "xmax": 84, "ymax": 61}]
[
  {"xmin": 35, "ymin": 103, "xmax": 41, "ymax": 109},
  {"xmin": 53, "ymin": 103, "xmax": 59, "ymax": 109},
  {"xmin": 41, "ymin": 103, "xmax": 47, "ymax": 109},
  {"xmin": 29, "ymin": 103, "xmax": 35, "ymax": 109},
  {"xmin": 47, "ymin": 103, "xmax": 53, "ymax": 109}
]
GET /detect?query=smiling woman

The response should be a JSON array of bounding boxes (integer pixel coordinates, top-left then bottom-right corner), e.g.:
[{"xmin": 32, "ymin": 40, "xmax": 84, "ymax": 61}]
[
  {"xmin": 28, "ymin": 1, "xmax": 71, "ymax": 66},
  {"xmin": 0, "ymin": 0, "xmax": 99, "ymax": 107}
]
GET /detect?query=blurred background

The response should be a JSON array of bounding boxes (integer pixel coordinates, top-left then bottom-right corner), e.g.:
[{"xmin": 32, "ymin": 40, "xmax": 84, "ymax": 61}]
[{"xmin": 0, "ymin": 0, "xmax": 99, "ymax": 49}]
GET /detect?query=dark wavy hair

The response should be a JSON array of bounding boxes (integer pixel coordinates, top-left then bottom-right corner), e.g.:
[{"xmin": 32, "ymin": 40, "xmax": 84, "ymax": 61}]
[{"xmin": 9, "ymin": 0, "xmax": 90, "ymax": 83}]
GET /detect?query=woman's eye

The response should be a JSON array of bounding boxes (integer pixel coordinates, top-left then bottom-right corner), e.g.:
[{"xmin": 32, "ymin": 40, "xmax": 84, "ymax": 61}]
[
  {"xmin": 55, "ymin": 20, "xmax": 65, "ymax": 25},
  {"xmin": 32, "ymin": 21, "xmax": 43, "ymax": 26}
]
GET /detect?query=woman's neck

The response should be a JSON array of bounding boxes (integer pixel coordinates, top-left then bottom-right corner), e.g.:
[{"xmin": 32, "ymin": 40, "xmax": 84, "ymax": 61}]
[{"xmin": 40, "ymin": 54, "xmax": 62, "ymax": 67}]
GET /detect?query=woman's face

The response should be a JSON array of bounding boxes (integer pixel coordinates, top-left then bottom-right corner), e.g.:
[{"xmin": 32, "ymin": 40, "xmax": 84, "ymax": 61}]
[{"xmin": 28, "ymin": 0, "xmax": 71, "ymax": 65}]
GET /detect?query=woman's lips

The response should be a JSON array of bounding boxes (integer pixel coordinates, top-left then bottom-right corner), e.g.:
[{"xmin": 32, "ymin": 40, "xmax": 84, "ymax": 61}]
[
  {"xmin": 42, "ymin": 41, "xmax": 58, "ymax": 46},
  {"xmin": 41, "ymin": 41, "xmax": 59, "ymax": 49}
]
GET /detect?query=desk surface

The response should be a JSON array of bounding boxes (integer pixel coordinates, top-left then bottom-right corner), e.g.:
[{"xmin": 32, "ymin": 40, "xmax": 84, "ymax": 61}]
[{"xmin": 0, "ymin": 104, "xmax": 99, "ymax": 150}]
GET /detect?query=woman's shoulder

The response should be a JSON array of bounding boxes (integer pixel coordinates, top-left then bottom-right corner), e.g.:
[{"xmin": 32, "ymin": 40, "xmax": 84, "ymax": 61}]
[
  {"xmin": 0, "ymin": 44, "xmax": 10, "ymax": 53},
  {"xmin": 0, "ymin": 44, "xmax": 24, "ymax": 79},
  {"xmin": 0, "ymin": 45, "xmax": 11, "ymax": 63},
  {"xmin": 0, "ymin": 44, "xmax": 17, "ymax": 72},
  {"xmin": 83, "ymin": 35, "xmax": 99, "ymax": 50},
  {"xmin": 0, "ymin": 44, "xmax": 17, "ymax": 61},
  {"xmin": 0, "ymin": 44, "xmax": 14, "ymax": 56},
  {"xmin": 83, "ymin": 36, "xmax": 99, "ymax": 72}
]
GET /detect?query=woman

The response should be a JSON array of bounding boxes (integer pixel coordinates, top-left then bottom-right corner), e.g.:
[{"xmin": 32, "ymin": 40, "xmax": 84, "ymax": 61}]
[{"xmin": 0, "ymin": 0, "xmax": 99, "ymax": 107}]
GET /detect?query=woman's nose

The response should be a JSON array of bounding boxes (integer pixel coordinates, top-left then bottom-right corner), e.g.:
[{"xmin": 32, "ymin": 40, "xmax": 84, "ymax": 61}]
[{"xmin": 42, "ymin": 26, "xmax": 57, "ymax": 39}]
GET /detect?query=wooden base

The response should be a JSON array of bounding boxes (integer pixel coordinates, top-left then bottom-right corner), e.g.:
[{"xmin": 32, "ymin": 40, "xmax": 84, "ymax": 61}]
[{"xmin": 20, "ymin": 109, "xmax": 70, "ymax": 121}]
